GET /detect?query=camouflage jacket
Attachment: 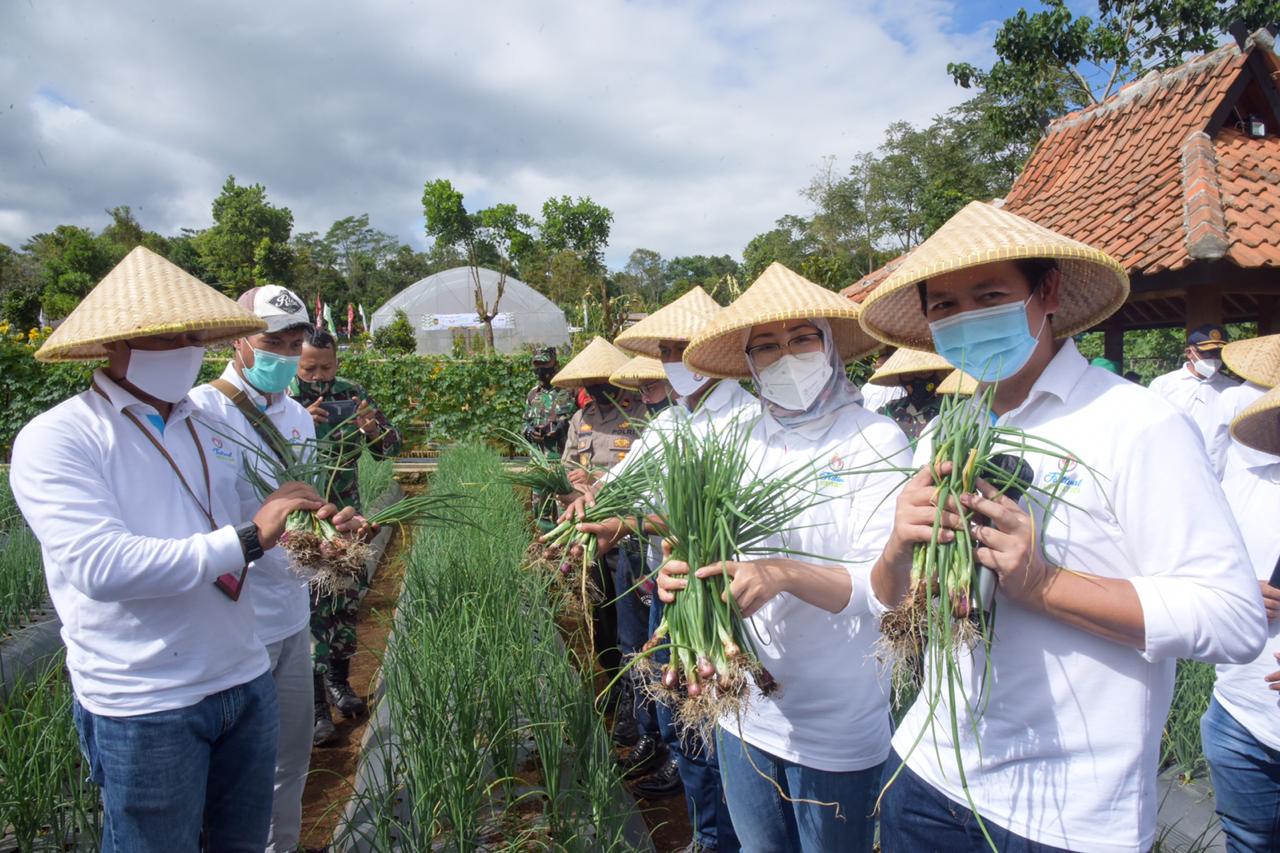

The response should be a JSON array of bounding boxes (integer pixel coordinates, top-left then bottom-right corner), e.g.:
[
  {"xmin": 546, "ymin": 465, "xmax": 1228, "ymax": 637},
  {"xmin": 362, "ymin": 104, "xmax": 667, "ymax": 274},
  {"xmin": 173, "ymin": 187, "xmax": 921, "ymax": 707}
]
[
  {"xmin": 288, "ymin": 376, "xmax": 403, "ymax": 508},
  {"xmin": 522, "ymin": 384, "xmax": 578, "ymax": 455},
  {"xmin": 881, "ymin": 393, "xmax": 942, "ymax": 446}
]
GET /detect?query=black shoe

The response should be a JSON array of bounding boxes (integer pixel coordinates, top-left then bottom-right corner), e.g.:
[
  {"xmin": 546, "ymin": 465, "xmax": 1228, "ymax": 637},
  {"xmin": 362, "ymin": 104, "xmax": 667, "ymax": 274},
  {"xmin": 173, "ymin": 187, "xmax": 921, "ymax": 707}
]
[
  {"xmin": 620, "ymin": 733, "xmax": 664, "ymax": 777},
  {"xmin": 325, "ymin": 658, "xmax": 367, "ymax": 718},
  {"xmin": 630, "ymin": 756, "xmax": 683, "ymax": 800},
  {"xmin": 313, "ymin": 673, "xmax": 337, "ymax": 747},
  {"xmin": 611, "ymin": 712, "xmax": 641, "ymax": 747}
]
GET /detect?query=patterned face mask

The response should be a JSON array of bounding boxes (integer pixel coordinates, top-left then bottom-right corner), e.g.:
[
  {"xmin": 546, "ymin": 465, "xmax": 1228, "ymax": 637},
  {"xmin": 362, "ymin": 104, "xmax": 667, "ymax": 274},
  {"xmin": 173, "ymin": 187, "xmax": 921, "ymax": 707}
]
[{"xmin": 293, "ymin": 377, "xmax": 335, "ymax": 399}]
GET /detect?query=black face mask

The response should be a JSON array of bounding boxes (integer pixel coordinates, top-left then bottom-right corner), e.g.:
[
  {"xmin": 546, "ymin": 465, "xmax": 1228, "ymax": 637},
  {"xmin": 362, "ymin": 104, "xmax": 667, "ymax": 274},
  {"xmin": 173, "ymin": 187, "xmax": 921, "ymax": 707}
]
[
  {"xmin": 294, "ymin": 377, "xmax": 335, "ymax": 400},
  {"xmin": 534, "ymin": 367, "xmax": 556, "ymax": 384},
  {"xmin": 646, "ymin": 399, "xmax": 670, "ymax": 415},
  {"xmin": 904, "ymin": 377, "xmax": 937, "ymax": 402},
  {"xmin": 585, "ymin": 384, "xmax": 613, "ymax": 407}
]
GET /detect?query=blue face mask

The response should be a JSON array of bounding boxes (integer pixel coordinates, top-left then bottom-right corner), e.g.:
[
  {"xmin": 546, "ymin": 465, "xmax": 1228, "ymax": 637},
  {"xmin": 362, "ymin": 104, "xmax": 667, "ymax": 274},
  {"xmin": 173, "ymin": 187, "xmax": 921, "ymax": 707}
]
[
  {"xmin": 242, "ymin": 346, "xmax": 300, "ymax": 394},
  {"xmin": 928, "ymin": 295, "xmax": 1046, "ymax": 382}
]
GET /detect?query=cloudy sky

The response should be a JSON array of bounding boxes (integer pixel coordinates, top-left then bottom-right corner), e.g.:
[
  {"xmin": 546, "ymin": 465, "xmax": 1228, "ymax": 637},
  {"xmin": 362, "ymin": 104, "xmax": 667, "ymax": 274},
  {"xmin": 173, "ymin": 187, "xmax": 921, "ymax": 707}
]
[{"xmin": 2, "ymin": 1, "xmax": 1039, "ymax": 268}]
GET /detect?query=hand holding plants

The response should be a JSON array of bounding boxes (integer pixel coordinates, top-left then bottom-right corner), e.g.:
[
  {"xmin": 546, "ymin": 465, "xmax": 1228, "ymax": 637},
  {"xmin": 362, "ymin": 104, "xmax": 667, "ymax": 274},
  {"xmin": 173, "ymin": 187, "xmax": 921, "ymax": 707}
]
[
  {"xmin": 253, "ymin": 482, "xmax": 325, "ymax": 549},
  {"xmin": 659, "ymin": 556, "xmax": 783, "ymax": 619},
  {"xmin": 961, "ymin": 478, "xmax": 1057, "ymax": 610}
]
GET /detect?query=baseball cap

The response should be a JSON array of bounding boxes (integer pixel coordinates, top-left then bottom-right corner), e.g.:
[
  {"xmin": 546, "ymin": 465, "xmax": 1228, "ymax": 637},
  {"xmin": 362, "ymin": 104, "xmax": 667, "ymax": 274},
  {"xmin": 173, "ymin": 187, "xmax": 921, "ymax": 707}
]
[
  {"xmin": 237, "ymin": 285, "xmax": 311, "ymax": 333},
  {"xmin": 532, "ymin": 346, "xmax": 558, "ymax": 366},
  {"xmin": 1188, "ymin": 323, "xmax": 1227, "ymax": 352}
]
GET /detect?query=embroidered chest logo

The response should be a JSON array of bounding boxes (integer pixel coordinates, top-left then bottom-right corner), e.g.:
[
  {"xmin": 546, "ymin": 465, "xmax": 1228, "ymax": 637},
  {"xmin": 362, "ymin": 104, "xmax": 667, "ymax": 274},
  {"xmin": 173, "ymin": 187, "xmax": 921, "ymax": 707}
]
[
  {"xmin": 210, "ymin": 435, "xmax": 235, "ymax": 461},
  {"xmin": 1043, "ymin": 454, "xmax": 1082, "ymax": 490}
]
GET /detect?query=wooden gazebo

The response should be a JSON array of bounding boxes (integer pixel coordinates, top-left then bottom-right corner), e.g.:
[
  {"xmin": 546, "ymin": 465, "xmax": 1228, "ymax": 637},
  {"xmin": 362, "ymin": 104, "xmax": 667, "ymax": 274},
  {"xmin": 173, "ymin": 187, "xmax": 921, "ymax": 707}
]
[{"xmin": 845, "ymin": 28, "xmax": 1280, "ymax": 363}]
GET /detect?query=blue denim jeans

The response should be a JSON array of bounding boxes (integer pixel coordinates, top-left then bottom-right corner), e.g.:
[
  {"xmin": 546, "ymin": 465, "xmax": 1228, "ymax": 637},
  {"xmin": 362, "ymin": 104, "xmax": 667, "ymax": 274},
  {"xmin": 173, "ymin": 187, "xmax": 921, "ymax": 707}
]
[
  {"xmin": 650, "ymin": 595, "xmax": 739, "ymax": 852},
  {"xmin": 1201, "ymin": 696, "xmax": 1280, "ymax": 852},
  {"xmin": 878, "ymin": 751, "xmax": 1072, "ymax": 852},
  {"xmin": 72, "ymin": 670, "xmax": 279, "ymax": 853},
  {"xmin": 717, "ymin": 728, "xmax": 882, "ymax": 853}
]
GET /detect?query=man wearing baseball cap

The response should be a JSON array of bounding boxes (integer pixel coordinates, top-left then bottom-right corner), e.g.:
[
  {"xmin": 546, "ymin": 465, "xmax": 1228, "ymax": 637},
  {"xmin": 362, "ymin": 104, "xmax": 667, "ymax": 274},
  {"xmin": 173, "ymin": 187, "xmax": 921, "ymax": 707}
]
[
  {"xmin": 189, "ymin": 283, "xmax": 333, "ymax": 853},
  {"xmin": 1149, "ymin": 323, "xmax": 1240, "ymax": 450}
]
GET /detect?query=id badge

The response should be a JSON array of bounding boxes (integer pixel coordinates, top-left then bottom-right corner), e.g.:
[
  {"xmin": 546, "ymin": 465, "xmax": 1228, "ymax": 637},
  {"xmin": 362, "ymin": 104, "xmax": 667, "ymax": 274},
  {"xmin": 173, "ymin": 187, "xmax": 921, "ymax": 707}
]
[{"xmin": 214, "ymin": 565, "xmax": 249, "ymax": 601}]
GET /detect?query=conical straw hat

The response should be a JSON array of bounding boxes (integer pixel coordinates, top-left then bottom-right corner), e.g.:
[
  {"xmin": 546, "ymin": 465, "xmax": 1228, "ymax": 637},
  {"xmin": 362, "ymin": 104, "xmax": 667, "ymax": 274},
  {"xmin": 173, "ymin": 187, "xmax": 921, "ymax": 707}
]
[
  {"xmin": 614, "ymin": 287, "xmax": 721, "ymax": 357},
  {"xmin": 36, "ymin": 246, "xmax": 266, "ymax": 362},
  {"xmin": 937, "ymin": 369, "xmax": 978, "ymax": 396},
  {"xmin": 868, "ymin": 347, "xmax": 954, "ymax": 387},
  {"xmin": 1222, "ymin": 333, "xmax": 1280, "ymax": 388},
  {"xmin": 551, "ymin": 337, "xmax": 631, "ymax": 388},
  {"xmin": 610, "ymin": 355, "xmax": 667, "ymax": 390},
  {"xmin": 859, "ymin": 201, "xmax": 1129, "ymax": 349},
  {"xmin": 684, "ymin": 263, "xmax": 880, "ymax": 379},
  {"xmin": 1230, "ymin": 383, "xmax": 1280, "ymax": 456}
]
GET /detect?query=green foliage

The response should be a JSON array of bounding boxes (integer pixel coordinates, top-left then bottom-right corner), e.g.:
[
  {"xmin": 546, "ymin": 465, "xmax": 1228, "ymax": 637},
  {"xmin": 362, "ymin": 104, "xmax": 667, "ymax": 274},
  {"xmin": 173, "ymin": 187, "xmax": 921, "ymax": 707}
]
[
  {"xmin": 1162, "ymin": 659, "xmax": 1217, "ymax": 783},
  {"xmin": 949, "ymin": 0, "xmax": 1273, "ymax": 145},
  {"xmin": 370, "ymin": 308, "xmax": 416, "ymax": 354},
  {"xmin": 0, "ymin": 471, "xmax": 48, "ymax": 637},
  {"xmin": 23, "ymin": 225, "xmax": 115, "ymax": 320},
  {"xmin": 539, "ymin": 195, "xmax": 614, "ymax": 274},
  {"xmin": 0, "ymin": 325, "xmax": 96, "ymax": 458},
  {"xmin": 196, "ymin": 175, "xmax": 295, "ymax": 295}
]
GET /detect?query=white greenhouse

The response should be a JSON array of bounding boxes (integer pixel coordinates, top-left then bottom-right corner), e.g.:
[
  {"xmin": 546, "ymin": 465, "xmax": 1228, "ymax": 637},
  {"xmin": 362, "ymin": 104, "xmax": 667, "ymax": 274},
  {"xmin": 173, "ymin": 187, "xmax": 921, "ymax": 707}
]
[{"xmin": 370, "ymin": 266, "xmax": 570, "ymax": 355}]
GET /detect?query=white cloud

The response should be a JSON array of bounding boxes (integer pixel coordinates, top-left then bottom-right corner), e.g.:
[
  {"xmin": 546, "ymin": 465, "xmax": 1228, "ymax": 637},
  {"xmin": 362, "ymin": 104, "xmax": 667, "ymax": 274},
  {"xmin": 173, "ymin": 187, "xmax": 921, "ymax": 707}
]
[{"xmin": 0, "ymin": 0, "xmax": 995, "ymax": 267}]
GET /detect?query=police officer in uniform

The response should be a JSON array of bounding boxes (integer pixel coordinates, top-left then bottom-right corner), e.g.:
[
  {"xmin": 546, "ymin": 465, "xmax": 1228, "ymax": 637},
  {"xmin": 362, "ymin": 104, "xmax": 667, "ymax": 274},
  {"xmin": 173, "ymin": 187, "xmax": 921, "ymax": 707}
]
[{"xmin": 551, "ymin": 338, "xmax": 641, "ymax": 687}]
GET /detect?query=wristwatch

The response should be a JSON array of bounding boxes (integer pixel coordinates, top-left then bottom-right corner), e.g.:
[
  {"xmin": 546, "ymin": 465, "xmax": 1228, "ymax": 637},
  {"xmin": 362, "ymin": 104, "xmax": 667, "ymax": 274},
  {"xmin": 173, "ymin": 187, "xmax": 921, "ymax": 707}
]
[{"xmin": 235, "ymin": 522, "xmax": 265, "ymax": 563}]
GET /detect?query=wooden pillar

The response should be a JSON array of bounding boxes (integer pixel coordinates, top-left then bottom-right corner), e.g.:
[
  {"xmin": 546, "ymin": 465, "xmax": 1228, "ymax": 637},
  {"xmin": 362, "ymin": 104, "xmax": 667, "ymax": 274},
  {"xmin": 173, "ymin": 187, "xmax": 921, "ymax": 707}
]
[
  {"xmin": 1184, "ymin": 284, "xmax": 1222, "ymax": 332},
  {"xmin": 1104, "ymin": 324, "xmax": 1124, "ymax": 365},
  {"xmin": 1257, "ymin": 296, "xmax": 1280, "ymax": 336}
]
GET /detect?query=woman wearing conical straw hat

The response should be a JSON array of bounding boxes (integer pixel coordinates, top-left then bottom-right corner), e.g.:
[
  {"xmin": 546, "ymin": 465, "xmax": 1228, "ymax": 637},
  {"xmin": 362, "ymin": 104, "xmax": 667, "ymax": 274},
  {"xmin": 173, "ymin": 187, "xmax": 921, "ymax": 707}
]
[
  {"xmin": 9, "ymin": 247, "xmax": 363, "ymax": 850},
  {"xmin": 1204, "ymin": 332, "xmax": 1280, "ymax": 479},
  {"xmin": 859, "ymin": 201, "xmax": 1265, "ymax": 852},
  {"xmin": 1193, "ymin": 388, "xmax": 1280, "ymax": 850},
  {"xmin": 654, "ymin": 263, "xmax": 911, "ymax": 851}
]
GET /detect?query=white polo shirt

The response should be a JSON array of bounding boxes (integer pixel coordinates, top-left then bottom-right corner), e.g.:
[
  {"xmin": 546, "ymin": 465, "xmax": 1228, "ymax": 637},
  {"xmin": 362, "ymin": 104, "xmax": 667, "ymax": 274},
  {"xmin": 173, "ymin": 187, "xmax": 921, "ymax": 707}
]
[
  {"xmin": 1206, "ymin": 380, "xmax": 1268, "ymax": 479},
  {"xmin": 1148, "ymin": 363, "xmax": 1239, "ymax": 452},
  {"xmin": 1216, "ymin": 451, "xmax": 1280, "ymax": 751},
  {"xmin": 10, "ymin": 371, "xmax": 269, "ymax": 716},
  {"xmin": 723, "ymin": 400, "xmax": 910, "ymax": 771},
  {"xmin": 860, "ymin": 382, "xmax": 904, "ymax": 414},
  {"xmin": 189, "ymin": 366, "xmax": 315, "ymax": 646},
  {"xmin": 883, "ymin": 340, "xmax": 1264, "ymax": 852}
]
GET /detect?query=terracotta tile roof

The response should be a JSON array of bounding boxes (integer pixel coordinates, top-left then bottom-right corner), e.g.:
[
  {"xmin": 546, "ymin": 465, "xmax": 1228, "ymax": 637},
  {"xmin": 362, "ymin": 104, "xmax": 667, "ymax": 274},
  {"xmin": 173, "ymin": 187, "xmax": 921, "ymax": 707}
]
[{"xmin": 843, "ymin": 34, "xmax": 1280, "ymax": 310}]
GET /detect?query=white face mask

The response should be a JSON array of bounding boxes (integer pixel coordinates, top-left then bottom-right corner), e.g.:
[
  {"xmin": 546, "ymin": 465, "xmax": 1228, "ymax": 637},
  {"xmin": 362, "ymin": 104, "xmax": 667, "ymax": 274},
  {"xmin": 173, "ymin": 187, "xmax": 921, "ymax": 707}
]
[
  {"xmin": 1193, "ymin": 357, "xmax": 1221, "ymax": 380},
  {"xmin": 663, "ymin": 360, "xmax": 710, "ymax": 398},
  {"xmin": 125, "ymin": 346, "xmax": 205, "ymax": 403},
  {"xmin": 757, "ymin": 351, "xmax": 833, "ymax": 412}
]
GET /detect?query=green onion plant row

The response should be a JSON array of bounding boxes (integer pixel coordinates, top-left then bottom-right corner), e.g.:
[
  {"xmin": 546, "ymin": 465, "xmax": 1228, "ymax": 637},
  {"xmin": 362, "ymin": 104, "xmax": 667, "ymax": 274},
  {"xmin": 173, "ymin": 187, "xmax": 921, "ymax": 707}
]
[
  {"xmin": 0, "ymin": 475, "xmax": 49, "ymax": 637},
  {"xmin": 337, "ymin": 444, "xmax": 642, "ymax": 852}
]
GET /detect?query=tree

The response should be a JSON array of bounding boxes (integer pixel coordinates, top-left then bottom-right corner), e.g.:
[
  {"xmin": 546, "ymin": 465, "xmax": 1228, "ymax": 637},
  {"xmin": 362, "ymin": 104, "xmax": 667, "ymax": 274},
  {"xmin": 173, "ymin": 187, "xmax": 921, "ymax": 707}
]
[
  {"xmin": 23, "ymin": 226, "xmax": 114, "ymax": 320},
  {"xmin": 372, "ymin": 308, "xmax": 416, "ymax": 353},
  {"xmin": 422, "ymin": 179, "xmax": 535, "ymax": 352},
  {"xmin": 0, "ymin": 244, "xmax": 42, "ymax": 328},
  {"xmin": 663, "ymin": 254, "xmax": 742, "ymax": 304},
  {"xmin": 196, "ymin": 176, "xmax": 295, "ymax": 295},
  {"xmin": 742, "ymin": 216, "xmax": 813, "ymax": 282},
  {"xmin": 539, "ymin": 196, "xmax": 614, "ymax": 274},
  {"xmin": 619, "ymin": 248, "xmax": 666, "ymax": 306},
  {"xmin": 949, "ymin": 1, "xmax": 1277, "ymax": 144}
]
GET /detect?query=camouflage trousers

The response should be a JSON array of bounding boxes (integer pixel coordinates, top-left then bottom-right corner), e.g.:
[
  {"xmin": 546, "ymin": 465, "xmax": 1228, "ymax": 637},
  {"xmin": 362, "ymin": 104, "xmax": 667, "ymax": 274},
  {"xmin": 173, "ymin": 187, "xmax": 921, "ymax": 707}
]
[{"xmin": 310, "ymin": 574, "xmax": 368, "ymax": 675}]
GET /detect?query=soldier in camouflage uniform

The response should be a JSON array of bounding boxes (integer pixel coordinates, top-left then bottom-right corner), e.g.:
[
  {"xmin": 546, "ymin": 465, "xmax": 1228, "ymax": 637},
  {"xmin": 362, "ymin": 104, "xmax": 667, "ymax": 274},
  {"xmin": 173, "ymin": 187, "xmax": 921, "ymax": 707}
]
[
  {"xmin": 880, "ymin": 373, "xmax": 946, "ymax": 445},
  {"xmin": 522, "ymin": 347, "xmax": 578, "ymax": 523},
  {"xmin": 290, "ymin": 329, "xmax": 403, "ymax": 745}
]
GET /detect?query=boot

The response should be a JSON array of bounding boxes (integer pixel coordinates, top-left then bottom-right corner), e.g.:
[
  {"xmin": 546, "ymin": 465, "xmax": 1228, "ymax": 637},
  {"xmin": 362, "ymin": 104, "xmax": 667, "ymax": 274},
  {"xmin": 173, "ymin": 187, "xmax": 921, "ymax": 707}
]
[
  {"xmin": 325, "ymin": 657, "xmax": 367, "ymax": 718},
  {"xmin": 313, "ymin": 673, "xmax": 337, "ymax": 746}
]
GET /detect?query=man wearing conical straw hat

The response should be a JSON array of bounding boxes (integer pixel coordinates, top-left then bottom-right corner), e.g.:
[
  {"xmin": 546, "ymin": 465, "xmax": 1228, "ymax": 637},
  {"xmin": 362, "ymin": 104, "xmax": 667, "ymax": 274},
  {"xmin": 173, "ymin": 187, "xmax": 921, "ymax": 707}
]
[
  {"xmin": 1193, "ymin": 386, "xmax": 1280, "ymax": 849},
  {"xmin": 860, "ymin": 348, "xmax": 906, "ymax": 412},
  {"xmin": 865, "ymin": 346, "xmax": 953, "ymax": 443},
  {"xmin": 9, "ymin": 247, "xmax": 362, "ymax": 851},
  {"xmin": 647, "ymin": 263, "xmax": 910, "ymax": 850},
  {"xmin": 858, "ymin": 201, "xmax": 1265, "ymax": 852},
  {"xmin": 1203, "ymin": 332, "xmax": 1280, "ymax": 479},
  {"xmin": 573, "ymin": 287, "xmax": 755, "ymax": 848}
]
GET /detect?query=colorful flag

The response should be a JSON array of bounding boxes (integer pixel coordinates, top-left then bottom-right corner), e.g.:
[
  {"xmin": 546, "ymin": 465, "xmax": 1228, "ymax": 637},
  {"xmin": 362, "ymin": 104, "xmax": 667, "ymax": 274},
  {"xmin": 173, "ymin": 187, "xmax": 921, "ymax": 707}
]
[
  {"xmin": 347, "ymin": 303, "xmax": 354, "ymax": 338},
  {"xmin": 323, "ymin": 303, "xmax": 336, "ymax": 335},
  {"xmin": 358, "ymin": 304, "xmax": 368, "ymax": 331},
  {"xmin": 315, "ymin": 294, "xmax": 323, "ymax": 325}
]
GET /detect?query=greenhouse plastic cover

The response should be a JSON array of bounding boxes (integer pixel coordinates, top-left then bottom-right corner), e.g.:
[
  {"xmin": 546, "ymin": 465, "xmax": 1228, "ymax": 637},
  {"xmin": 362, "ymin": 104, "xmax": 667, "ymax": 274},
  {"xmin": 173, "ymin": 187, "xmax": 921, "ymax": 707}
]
[{"xmin": 370, "ymin": 266, "xmax": 570, "ymax": 355}]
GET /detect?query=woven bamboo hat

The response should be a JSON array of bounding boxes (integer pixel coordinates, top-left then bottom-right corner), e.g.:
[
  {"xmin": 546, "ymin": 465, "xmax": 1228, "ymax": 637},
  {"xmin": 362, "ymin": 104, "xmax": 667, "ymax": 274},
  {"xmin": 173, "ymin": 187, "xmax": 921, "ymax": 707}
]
[
  {"xmin": 1222, "ymin": 333, "xmax": 1280, "ymax": 388},
  {"xmin": 610, "ymin": 355, "xmax": 667, "ymax": 390},
  {"xmin": 868, "ymin": 347, "xmax": 954, "ymax": 387},
  {"xmin": 551, "ymin": 337, "xmax": 631, "ymax": 388},
  {"xmin": 683, "ymin": 262, "xmax": 880, "ymax": 379},
  {"xmin": 35, "ymin": 246, "xmax": 266, "ymax": 362},
  {"xmin": 614, "ymin": 287, "xmax": 721, "ymax": 357},
  {"xmin": 1230, "ymin": 384, "xmax": 1280, "ymax": 456},
  {"xmin": 858, "ymin": 201, "xmax": 1129, "ymax": 349},
  {"xmin": 937, "ymin": 369, "xmax": 978, "ymax": 396}
]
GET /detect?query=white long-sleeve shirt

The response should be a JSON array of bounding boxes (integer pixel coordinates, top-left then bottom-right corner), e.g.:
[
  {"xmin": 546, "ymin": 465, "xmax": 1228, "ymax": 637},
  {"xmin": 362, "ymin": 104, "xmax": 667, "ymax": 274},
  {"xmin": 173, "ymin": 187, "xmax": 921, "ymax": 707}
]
[
  {"xmin": 189, "ymin": 366, "xmax": 315, "ymax": 645},
  {"xmin": 1216, "ymin": 451, "xmax": 1280, "ymax": 751},
  {"xmin": 1205, "ymin": 380, "xmax": 1268, "ymax": 479},
  {"xmin": 881, "ymin": 340, "xmax": 1265, "ymax": 852},
  {"xmin": 10, "ymin": 371, "xmax": 269, "ymax": 716},
  {"xmin": 1148, "ymin": 363, "xmax": 1238, "ymax": 453},
  {"xmin": 723, "ymin": 401, "xmax": 910, "ymax": 771}
]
